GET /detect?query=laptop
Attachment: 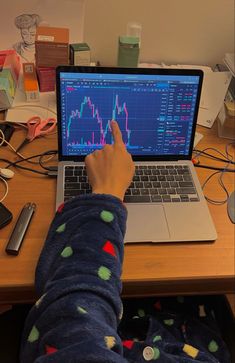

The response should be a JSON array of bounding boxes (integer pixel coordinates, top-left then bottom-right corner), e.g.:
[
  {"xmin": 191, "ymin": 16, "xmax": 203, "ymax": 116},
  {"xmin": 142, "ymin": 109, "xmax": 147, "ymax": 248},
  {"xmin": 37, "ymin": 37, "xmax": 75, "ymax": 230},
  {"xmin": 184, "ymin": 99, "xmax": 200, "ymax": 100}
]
[{"xmin": 55, "ymin": 66, "xmax": 217, "ymax": 243}]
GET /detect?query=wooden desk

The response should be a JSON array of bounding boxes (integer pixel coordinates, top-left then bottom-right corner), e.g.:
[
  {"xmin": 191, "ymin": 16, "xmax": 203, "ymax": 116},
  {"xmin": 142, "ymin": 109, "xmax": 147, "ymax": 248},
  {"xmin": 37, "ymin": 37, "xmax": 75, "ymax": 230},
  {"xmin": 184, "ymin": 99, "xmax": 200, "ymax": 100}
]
[{"xmin": 0, "ymin": 120, "xmax": 234, "ymax": 303}]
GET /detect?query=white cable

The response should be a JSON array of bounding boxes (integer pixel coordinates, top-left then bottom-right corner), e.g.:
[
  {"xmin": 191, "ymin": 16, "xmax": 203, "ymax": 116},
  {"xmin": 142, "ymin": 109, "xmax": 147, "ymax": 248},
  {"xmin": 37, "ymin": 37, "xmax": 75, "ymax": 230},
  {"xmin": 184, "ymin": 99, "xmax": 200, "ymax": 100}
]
[
  {"xmin": 0, "ymin": 130, "xmax": 25, "ymax": 159},
  {"xmin": 11, "ymin": 104, "xmax": 57, "ymax": 116},
  {"xmin": 0, "ymin": 126, "xmax": 55, "ymax": 164},
  {"xmin": 0, "ymin": 175, "xmax": 9, "ymax": 203},
  {"xmin": 0, "ymin": 129, "xmax": 5, "ymax": 147},
  {"xmin": 0, "ymin": 129, "xmax": 12, "ymax": 202},
  {"xmin": 11, "ymin": 122, "xmax": 28, "ymax": 129}
]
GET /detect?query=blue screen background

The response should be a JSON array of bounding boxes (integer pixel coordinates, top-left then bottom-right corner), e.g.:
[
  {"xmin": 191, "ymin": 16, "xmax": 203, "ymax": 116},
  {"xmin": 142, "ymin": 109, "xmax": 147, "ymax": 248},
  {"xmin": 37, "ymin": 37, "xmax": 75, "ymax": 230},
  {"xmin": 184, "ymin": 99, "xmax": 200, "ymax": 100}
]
[{"xmin": 59, "ymin": 73, "xmax": 200, "ymax": 156}]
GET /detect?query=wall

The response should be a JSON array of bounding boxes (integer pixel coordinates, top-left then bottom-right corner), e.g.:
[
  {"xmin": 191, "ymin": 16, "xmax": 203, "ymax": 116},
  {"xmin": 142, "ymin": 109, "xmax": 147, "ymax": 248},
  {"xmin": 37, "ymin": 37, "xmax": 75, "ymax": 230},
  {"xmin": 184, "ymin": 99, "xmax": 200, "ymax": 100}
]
[{"xmin": 84, "ymin": 0, "xmax": 234, "ymax": 67}]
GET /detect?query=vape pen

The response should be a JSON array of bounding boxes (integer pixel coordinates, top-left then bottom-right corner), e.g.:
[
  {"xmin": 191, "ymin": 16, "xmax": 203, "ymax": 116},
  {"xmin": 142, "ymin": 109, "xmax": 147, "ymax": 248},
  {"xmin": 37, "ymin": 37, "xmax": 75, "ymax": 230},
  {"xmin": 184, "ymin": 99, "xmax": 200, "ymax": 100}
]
[{"xmin": 5, "ymin": 202, "xmax": 36, "ymax": 255}]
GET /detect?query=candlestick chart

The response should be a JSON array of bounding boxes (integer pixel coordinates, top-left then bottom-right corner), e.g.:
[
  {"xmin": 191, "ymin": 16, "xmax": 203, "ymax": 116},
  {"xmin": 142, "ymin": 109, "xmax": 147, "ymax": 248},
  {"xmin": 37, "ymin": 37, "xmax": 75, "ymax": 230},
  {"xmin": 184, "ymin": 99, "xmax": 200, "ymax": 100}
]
[
  {"xmin": 62, "ymin": 85, "xmax": 162, "ymax": 153},
  {"xmin": 60, "ymin": 78, "xmax": 198, "ymax": 156},
  {"xmin": 67, "ymin": 93, "xmax": 131, "ymax": 147}
]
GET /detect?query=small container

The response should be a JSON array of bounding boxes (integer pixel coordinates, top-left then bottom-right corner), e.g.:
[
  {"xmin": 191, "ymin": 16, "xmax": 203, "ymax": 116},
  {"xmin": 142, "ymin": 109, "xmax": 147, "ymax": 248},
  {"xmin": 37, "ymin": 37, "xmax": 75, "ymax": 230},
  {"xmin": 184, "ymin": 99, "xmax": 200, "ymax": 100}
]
[
  {"xmin": 70, "ymin": 43, "xmax": 90, "ymax": 66},
  {"xmin": 117, "ymin": 36, "xmax": 139, "ymax": 68},
  {"xmin": 127, "ymin": 22, "xmax": 142, "ymax": 44}
]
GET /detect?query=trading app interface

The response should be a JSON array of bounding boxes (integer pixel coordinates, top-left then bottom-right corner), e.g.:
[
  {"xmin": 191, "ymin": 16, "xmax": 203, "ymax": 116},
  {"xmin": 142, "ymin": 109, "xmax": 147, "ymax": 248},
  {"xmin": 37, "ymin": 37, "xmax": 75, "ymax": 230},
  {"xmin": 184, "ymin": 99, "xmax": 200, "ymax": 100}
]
[{"xmin": 59, "ymin": 72, "xmax": 200, "ymax": 156}]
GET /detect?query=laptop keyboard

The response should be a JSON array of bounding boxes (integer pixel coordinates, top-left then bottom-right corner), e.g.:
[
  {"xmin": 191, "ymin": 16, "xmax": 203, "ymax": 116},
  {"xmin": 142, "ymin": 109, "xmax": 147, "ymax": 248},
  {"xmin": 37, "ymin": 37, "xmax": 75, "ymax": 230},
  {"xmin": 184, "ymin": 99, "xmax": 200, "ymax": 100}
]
[{"xmin": 64, "ymin": 165, "xmax": 199, "ymax": 203}]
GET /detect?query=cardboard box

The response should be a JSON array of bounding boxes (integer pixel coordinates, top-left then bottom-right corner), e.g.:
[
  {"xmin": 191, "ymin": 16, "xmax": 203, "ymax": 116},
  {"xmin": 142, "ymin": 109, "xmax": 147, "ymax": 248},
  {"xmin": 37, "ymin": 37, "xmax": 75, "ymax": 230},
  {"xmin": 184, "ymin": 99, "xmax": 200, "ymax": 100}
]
[
  {"xmin": 0, "ymin": 50, "xmax": 20, "ymax": 109},
  {"xmin": 35, "ymin": 26, "xmax": 69, "ymax": 67},
  {"xmin": 70, "ymin": 43, "xmax": 90, "ymax": 65},
  {"xmin": 36, "ymin": 66, "xmax": 56, "ymax": 92},
  {"xmin": 22, "ymin": 63, "xmax": 40, "ymax": 102}
]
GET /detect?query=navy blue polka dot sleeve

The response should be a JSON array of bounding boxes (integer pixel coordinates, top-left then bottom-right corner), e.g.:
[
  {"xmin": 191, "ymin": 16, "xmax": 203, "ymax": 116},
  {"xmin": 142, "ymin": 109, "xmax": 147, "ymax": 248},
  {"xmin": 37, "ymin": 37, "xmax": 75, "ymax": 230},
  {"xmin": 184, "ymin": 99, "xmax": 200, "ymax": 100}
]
[{"xmin": 20, "ymin": 194, "xmax": 129, "ymax": 363}]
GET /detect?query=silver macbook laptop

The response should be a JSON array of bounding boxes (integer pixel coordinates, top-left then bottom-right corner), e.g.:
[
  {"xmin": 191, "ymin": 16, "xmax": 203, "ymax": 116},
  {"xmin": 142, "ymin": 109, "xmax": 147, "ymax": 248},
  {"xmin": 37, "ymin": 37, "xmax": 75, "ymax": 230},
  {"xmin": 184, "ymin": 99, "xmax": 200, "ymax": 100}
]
[{"xmin": 55, "ymin": 66, "xmax": 217, "ymax": 243}]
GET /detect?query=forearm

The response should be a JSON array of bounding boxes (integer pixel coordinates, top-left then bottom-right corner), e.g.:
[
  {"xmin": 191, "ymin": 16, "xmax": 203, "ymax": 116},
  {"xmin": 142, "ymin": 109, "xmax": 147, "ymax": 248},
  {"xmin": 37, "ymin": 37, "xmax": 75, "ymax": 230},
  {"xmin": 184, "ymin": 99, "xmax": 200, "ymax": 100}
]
[{"xmin": 20, "ymin": 194, "xmax": 128, "ymax": 363}]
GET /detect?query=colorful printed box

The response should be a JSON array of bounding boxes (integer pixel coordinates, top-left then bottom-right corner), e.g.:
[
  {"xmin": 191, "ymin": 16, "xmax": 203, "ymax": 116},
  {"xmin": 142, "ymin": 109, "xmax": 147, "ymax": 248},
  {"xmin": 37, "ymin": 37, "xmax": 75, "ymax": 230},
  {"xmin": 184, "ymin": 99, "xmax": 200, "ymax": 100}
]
[
  {"xmin": 22, "ymin": 63, "xmax": 40, "ymax": 101},
  {"xmin": 0, "ymin": 50, "xmax": 20, "ymax": 109}
]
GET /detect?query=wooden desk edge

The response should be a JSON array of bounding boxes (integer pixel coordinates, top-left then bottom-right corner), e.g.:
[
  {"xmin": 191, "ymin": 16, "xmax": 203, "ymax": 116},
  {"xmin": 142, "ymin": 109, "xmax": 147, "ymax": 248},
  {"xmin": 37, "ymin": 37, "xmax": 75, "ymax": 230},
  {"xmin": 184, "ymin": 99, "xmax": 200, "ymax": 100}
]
[
  {"xmin": 1, "ymin": 275, "xmax": 234, "ymax": 304},
  {"xmin": 122, "ymin": 276, "xmax": 235, "ymax": 297}
]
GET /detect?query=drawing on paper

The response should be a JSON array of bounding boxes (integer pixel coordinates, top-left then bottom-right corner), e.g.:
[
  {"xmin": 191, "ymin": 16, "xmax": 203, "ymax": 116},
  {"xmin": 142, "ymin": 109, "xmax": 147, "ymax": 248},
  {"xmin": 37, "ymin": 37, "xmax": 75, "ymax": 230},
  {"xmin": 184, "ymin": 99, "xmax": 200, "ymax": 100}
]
[
  {"xmin": 13, "ymin": 14, "xmax": 42, "ymax": 62},
  {"xmin": 1, "ymin": 1, "xmax": 85, "ymax": 64}
]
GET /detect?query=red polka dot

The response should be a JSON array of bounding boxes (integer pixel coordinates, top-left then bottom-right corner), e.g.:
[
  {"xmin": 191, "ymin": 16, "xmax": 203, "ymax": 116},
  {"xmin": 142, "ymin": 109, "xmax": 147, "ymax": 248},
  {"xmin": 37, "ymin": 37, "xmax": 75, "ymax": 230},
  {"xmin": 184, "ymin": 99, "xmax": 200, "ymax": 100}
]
[
  {"xmin": 122, "ymin": 340, "xmax": 134, "ymax": 350},
  {"xmin": 154, "ymin": 300, "xmax": 162, "ymax": 311},
  {"xmin": 57, "ymin": 203, "xmax": 65, "ymax": 213},
  {"xmin": 102, "ymin": 240, "xmax": 117, "ymax": 257},
  {"xmin": 45, "ymin": 345, "xmax": 58, "ymax": 355}
]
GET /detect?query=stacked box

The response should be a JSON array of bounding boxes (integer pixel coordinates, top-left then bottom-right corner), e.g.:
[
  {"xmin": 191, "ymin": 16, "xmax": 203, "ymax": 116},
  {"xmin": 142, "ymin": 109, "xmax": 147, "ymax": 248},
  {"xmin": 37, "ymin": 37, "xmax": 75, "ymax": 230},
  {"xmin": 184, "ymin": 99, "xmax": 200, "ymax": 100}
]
[
  {"xmin": 0, "ymin": 50, "xmax": 20, "ymax": 109},
  {"xmin": 37, "ymin": 67, "xmax": 56, "ymax": 92},
  {"xmin": 22, "ymin": 63, "xmax": 40, "ymax": 102},
  {"xmin": 35, "ymin": 26, "xmax": 69, "ymax": 67},
  {"xmin": 70, "ymin": 43, "xmax": 90, "ymax": 66}
]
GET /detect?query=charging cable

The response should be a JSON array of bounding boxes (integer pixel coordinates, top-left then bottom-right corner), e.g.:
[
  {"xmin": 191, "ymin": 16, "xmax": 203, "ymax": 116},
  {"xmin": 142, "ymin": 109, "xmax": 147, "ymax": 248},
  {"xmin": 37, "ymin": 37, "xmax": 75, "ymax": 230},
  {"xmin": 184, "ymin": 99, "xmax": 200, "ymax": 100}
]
[{"xmin": 0, "ymin": 176, "xmax": 9, "ymax": 203}]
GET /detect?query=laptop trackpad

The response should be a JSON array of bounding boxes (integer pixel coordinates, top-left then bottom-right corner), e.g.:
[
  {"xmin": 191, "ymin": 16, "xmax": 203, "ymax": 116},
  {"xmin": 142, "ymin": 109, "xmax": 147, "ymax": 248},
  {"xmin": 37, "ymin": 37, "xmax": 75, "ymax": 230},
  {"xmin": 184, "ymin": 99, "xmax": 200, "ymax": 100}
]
[{"xmin": 125, "ymin": 204, "xmax": 170, "ymax": 243}]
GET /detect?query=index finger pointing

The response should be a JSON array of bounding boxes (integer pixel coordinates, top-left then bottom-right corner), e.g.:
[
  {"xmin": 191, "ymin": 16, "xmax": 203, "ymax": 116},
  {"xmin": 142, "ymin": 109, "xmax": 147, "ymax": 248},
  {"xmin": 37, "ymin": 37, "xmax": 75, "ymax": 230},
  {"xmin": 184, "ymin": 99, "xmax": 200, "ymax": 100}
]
[{"xmin": 111, "ymin": 120, "xmax": 123, "ymax": 145}]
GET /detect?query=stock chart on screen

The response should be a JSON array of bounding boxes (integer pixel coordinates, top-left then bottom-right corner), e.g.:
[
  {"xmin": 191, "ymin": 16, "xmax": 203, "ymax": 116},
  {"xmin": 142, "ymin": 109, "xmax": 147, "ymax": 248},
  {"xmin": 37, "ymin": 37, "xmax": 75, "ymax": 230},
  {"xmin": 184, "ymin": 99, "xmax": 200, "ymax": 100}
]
[{"xmin": 59, "ymin": 72, "xmax": 200, "ymax": 156}]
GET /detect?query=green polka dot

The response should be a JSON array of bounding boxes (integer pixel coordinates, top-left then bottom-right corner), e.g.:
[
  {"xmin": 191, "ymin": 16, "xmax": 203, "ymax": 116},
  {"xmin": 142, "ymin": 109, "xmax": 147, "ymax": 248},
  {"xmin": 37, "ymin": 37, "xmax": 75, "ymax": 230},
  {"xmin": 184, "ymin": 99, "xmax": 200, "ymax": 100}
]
[
  {"xmin": 77, "ymin": 306, "xmax": 87, "ymax": 314},
  {"xmin": 100, "ymin": 210, "xmax": 114, "ymax": 223},
  {"xmin": 28, "ymin": 325, "xmax": 39, "ymax": 342},
  {"xmin": 98, "ymin": 266, "xmax": 111, "ymax": 280},
  {"xmin": 61, "ymin": 246, "xmax": 73, "ymax": 258},
  {"xmin": 164, "ymin": 319, "xmax": 174, "ymax": 326},
  {"xmin": 56, "ymin": 223, "xmax": 66, "ymax": 233},
  {"xmin": 138, "ymin": 309, "xmax": 145, "ymax": 317},
  {"xmin": 153, "ymin": 335, "xmax": 162, "ymax": 342},
  {"xmin": 177, "ymin": 296, "xmax": 184, "ymax": 303},
  {"xmin": 153, "ymin": 347, "xmax": 160, "ymax": 359},
  {"xmin": 208, "ymin": 340, "xmax": 218, "ymax": 353}
]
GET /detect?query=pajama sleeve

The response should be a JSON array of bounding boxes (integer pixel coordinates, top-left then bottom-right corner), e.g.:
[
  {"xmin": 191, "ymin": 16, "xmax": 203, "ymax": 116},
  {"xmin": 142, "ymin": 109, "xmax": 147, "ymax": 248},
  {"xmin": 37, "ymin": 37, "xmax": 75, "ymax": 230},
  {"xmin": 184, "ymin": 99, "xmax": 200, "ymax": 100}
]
[{"xmin": 20, "ymin": 194, "xmax": 129, "ymax": 363}]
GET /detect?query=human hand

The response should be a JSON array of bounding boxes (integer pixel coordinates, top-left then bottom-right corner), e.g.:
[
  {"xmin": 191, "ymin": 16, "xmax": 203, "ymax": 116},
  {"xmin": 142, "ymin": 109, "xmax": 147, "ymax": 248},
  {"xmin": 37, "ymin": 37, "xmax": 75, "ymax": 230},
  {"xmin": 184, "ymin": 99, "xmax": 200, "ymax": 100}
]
[{"xmin": 85, "ymin": 120, "xmax": 135, "ymax": 201}]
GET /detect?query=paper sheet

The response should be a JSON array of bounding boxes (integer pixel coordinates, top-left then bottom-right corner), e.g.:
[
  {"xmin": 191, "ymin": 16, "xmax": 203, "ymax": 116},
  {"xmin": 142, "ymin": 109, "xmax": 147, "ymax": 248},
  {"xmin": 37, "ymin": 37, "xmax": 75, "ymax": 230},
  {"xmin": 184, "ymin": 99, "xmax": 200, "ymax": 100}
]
[
  {"xmin": 139, "ymin": 63, "xmax": 232, "ymax": 129},
  {"xmin": 193, "ymin": 131, "xmax": 203, "ymax": 147},
  {"xmin": 139, "ymin": 63, "xmax": 213, "ymax": 74},
  {"xmin": 6, "ymin": 73, "xmax": 56, "ymax": 122},
  {"xmin": 223, "ymin": 53, "xmax": 235, "ymax": 77},
  {"xmin": 197, "ymin": 71, "xmax": 232, "ymax": 128}
]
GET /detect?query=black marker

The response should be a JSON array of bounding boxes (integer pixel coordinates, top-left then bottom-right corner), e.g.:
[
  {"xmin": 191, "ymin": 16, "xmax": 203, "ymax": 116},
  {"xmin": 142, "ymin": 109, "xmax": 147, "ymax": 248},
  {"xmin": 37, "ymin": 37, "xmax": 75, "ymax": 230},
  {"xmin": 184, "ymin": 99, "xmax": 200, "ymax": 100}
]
[{"xmin": 5, "ymin": 203, "xmax": 36, "ymax": 255}]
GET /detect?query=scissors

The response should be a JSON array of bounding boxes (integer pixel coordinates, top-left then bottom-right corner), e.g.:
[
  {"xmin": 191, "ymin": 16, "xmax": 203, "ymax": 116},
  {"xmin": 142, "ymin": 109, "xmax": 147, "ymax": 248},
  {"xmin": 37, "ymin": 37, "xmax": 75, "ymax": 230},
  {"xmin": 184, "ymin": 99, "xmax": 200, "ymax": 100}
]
[{"xmin": 17, "ymin": 116, "xmax": 57, "ymax": 152}]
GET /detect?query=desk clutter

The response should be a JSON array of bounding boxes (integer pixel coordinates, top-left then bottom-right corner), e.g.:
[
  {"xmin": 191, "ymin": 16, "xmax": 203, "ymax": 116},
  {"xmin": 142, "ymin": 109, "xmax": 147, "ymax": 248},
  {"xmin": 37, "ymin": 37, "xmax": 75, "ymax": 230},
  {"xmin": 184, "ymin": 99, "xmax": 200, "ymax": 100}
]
[
  {"xmin": 0, "ymin": 50, "xmax": 21, "ymax": 109},
  {"xmin": 0, "ymin": 25, "xmax": 91, "ymax": 109},
  {"xmin": 0, "ymin": 13, "xmax": 233, "ymax": 142}
]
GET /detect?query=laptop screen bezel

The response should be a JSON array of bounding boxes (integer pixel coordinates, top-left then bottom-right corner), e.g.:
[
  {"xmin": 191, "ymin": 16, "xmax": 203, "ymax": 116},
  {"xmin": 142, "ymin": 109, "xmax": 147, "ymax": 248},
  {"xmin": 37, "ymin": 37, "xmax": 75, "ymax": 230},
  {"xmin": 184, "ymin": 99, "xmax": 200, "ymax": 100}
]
[{"xmin": 56, "ymin": 66, "xmax": 203, "ymax": 162}]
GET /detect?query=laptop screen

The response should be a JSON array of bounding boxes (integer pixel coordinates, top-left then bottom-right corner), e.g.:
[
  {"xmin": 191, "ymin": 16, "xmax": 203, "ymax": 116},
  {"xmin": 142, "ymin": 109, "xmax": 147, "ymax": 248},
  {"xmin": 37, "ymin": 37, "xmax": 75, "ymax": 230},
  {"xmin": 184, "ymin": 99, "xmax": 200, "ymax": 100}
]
[{"xmin": 57, "ymin": 66, "xmax": 203, "ymax": 161}]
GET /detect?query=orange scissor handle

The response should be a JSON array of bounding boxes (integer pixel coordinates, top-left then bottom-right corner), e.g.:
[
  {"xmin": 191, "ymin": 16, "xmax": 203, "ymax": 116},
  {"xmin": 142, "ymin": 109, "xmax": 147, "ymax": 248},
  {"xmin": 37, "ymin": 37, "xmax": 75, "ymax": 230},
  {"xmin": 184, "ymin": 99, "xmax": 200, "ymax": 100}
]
[{"xmin": 27, "ymin": 117, "xmax": 57, "ymax": 141}]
